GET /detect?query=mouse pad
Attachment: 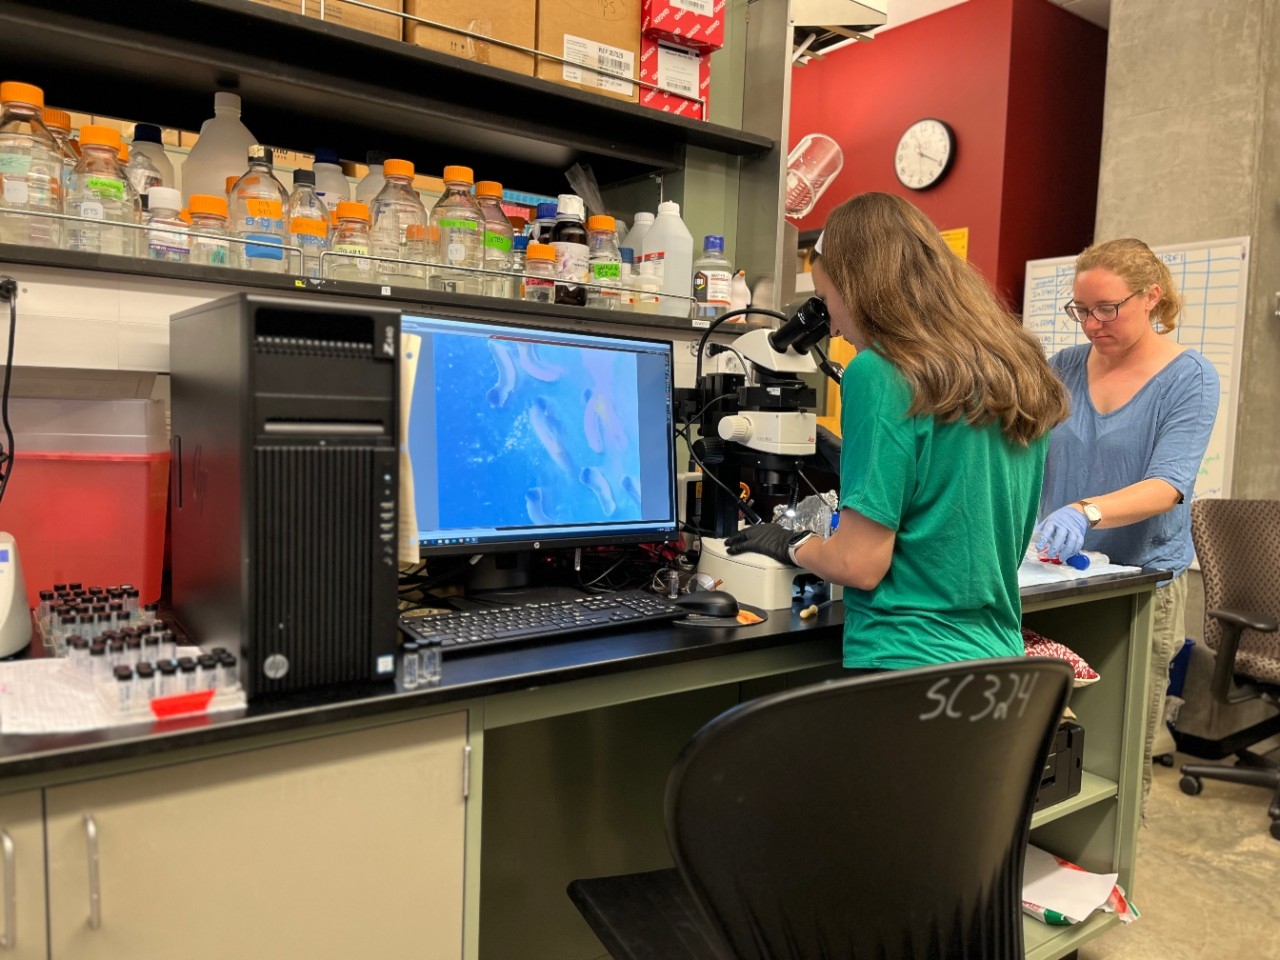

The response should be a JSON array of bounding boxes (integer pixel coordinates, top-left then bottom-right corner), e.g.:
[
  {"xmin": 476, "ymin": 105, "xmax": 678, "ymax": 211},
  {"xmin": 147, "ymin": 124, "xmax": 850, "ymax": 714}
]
[{"xmin": 676, "ymin": 604, "xmax": 769, "ymax": 628}]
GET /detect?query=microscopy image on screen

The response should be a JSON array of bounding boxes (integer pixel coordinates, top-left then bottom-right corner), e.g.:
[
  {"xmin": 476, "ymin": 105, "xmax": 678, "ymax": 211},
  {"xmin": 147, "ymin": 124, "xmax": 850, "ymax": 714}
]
[{"xmin": 430, "ymin": 335, "xmax": 646, "ymax": 531}]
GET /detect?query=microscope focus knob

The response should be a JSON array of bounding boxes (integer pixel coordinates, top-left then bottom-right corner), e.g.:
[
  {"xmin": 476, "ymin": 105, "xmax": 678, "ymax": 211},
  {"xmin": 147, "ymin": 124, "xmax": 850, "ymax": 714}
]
[{"xmin": 718, "ymin": 416, "xmax": 752, "ymax": 443}]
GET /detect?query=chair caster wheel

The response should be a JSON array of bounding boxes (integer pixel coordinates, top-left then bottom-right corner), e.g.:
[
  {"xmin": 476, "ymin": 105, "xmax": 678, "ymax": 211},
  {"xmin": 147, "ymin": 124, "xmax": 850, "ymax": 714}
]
[
  {"xmin": 1179, "ymin": 774, "xmax": 1203, "ymax": 796},
  {"xmin": 1270, "ymin": 819, "xmax": 1280, "ymax": 842},
  {"xmin": 1157, "ymin": 754, "xmax": 1175, "ymax": 767}
]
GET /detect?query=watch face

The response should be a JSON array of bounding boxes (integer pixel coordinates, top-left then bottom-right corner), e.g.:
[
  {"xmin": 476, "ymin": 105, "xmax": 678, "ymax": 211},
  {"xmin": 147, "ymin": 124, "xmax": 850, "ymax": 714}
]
[{"xmin": 894, "ymin": 118, "xmax": 956, "ymax": 190}]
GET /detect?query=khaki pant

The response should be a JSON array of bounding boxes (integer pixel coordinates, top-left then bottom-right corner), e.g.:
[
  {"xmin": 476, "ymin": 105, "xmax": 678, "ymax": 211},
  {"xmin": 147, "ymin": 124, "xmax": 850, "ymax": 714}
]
[{"xmin": 1143, "ymin": 573, "xmax": 1187, "ymax": 819}]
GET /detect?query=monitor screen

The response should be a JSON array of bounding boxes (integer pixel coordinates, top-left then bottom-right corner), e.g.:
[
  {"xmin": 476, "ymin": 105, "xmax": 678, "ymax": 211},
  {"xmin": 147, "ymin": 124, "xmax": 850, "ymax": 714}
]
[{"xmin": 401, "ymin": 313, "xmax": 679, "ymax": 554}]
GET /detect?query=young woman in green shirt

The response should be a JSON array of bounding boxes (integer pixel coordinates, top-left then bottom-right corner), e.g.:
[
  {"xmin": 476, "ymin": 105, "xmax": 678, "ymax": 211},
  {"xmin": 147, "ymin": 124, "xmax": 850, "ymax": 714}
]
[{"xmin": 727, "ymin": 192, "xmax": 1069, "ymax": 669}]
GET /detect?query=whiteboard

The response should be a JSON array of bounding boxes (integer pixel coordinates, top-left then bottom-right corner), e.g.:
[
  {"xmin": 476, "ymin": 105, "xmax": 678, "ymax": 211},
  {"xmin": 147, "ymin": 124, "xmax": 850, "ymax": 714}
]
[{"xmin": 1023, "ymin": 237, "xmax": 1249, "ymax": 499}]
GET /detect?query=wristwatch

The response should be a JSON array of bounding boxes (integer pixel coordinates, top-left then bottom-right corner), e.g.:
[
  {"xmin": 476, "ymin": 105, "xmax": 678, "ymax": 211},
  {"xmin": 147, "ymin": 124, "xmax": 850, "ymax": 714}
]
[{"xmin": 1075, "ymin": 500, "xmax": 1103, "ymax": 528}]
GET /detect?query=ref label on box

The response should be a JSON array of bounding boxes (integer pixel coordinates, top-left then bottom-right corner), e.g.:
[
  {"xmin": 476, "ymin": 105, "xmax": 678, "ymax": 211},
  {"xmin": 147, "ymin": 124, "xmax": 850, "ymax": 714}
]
[
  {"xmin": 642, "ymin": 0, "xmax": 725, "ymax": 52},
  {"xmin": 639, "ymin": 35, "xmax": 710, "ymax": 120},
  {"xmin": 536, "ymin": 0, "xmax": 641, "ymax": 102}
]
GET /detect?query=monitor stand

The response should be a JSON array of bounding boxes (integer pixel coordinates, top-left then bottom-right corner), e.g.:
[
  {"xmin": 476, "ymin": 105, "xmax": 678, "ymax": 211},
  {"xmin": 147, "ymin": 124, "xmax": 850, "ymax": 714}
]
[{"xmin": 465, "ymin": 552, "xmax": 532, "ymax": 593}]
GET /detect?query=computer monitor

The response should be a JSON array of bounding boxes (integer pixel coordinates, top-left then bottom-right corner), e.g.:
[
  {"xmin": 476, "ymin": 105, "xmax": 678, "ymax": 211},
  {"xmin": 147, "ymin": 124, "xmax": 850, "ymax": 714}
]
[{"xmin": 400, "ymin": 312, "xmax": 680, "ymax": 557}]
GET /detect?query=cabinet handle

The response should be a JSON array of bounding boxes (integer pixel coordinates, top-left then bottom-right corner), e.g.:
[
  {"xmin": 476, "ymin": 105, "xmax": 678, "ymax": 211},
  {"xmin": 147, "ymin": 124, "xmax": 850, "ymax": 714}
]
[
  {"xmin": 84, "ymin": 815, "xmax": 101, "ymax": 930},
  {"xmin": 1, "ymin": 829, "xmax": 13, "ymax": 950}
]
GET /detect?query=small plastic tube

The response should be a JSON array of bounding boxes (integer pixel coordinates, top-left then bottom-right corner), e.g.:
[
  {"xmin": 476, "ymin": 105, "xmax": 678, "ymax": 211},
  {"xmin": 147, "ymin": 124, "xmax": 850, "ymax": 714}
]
[
  {"xmin": 135, "ymin": 661, "xmax": 157, "ymax": 702},
  {"xmin": 401, "ymin": 641, "xmax": 420, "ymax": 690},
  {"xmin": 157, "ymin": 659, "xmax": 179, "ymax": 696},
  {"xmin": 177, "ymin": 656, "xmax": 198, "ymax": 692},
  {"xmin": 218, "ymin": 653, "xmax": 238, "ymax": 690},
  {"xmin": 108, "ymin": 639, "xmax": 126, "ymax": 670},
  {"xmin": 89, "ymin": 643, "xmax": 108, "ymax": 680},
  {"xmin": 420, "ymin": 638, "xmax": 442, "ymax": 686},
  {"xmin": 143, "ymin": 635, "xmax": 161, "ymax": 666},
  {"xmin": 113, "ymin": 665, "xmax": 134, "ymax": 711},
  {"xmin": 197, "ymin": 654, "xmax": 219, "ymax": 690}
]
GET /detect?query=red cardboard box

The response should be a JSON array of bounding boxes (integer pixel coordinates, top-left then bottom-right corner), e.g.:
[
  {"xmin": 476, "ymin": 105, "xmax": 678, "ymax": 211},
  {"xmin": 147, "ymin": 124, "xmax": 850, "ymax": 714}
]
[
  {"xmin": 639, "ymin": 35, "xmax": 710, "ymax": 120},
  {"xmin": 642, "ymin": 0, "xmax": 725, "ymax": 52}
]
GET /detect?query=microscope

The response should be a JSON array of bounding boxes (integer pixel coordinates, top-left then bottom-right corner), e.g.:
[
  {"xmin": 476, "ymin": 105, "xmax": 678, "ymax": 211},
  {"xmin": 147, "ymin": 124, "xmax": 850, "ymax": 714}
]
[{"xmin": 677, "ymin": 298, "xmax": 844, "ymax": 609}]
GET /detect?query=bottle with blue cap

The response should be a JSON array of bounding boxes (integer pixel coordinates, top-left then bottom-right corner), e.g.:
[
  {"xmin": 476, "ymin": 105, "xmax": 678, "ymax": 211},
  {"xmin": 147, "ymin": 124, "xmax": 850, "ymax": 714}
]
[
  {"xmin": 530, "ymin": 201, "xmax": 558, "ymax": 244},
  {"xmin": 130, "ymin": 123, "xmax": 175, "ymax": 190},
  {"xmin": 311, "ymin": 146, "xmax": 350, "ymax": 220},
  {"xmin": 693, "ymin": 234, "xmax": 733, "ymax": 318}
]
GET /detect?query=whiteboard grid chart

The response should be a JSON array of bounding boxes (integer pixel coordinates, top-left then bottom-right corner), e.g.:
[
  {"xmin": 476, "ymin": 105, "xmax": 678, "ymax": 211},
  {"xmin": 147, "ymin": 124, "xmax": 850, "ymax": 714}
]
[{"xmin": 1023, "ymin": 238, "xmax": 1250, "ymax": 500}]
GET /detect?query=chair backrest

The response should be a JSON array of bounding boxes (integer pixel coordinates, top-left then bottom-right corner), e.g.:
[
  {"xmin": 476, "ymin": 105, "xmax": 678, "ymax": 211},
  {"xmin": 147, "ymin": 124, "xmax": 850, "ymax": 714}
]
[
  {"xmin": 1190, "ymin": 498, "xmax": 1280, "ymax": 683},
  {"xmin": 665, "ymin": 658, "xmax": 1073, "ymax": 960}
]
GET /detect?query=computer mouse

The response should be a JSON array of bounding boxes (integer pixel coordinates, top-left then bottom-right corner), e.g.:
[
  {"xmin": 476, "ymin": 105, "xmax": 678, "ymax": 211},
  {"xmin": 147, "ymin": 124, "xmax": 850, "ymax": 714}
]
[{"xmin": 673, "ymin": 590, "xmax": 740, "ymax": 618}]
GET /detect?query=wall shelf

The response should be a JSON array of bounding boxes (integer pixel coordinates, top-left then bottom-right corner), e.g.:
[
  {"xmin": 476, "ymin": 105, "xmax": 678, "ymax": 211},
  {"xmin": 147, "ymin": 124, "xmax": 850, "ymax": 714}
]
[{"xmin": 0, "ymin": 0, "xmax": 773, "ymax": 195}]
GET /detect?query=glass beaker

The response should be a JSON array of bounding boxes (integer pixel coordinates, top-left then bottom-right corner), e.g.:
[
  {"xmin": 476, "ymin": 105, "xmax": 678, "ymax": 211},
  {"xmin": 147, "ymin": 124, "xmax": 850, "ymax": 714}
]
[{"xmin": 785, "ymin": 133, "xmax": 844, "ymax": 219}]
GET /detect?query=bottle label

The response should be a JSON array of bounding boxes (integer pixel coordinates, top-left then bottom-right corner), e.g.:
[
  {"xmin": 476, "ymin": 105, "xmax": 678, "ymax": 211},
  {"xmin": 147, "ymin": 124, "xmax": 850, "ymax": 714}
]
[
  {"xmin": 590, "ymin": 261, "xmax": 622, "ymax": 280},
  {"xmin": 333, "ymin": 241, "xmax": 371, "ymax": 272},
  {"xmin": 0, "ymin": 154, "xmax": 31, "ymax": 175},
  {"xmin": 447, "ymin": 241, "xmax": 467, "ymax": 263},
  {"xmin": 79, "ymin": 200, "xmax": 105, "ymax": 220},
  {"xmin": 290, "ymin": 217, "xmax": 327, "ymax": 238},
  {"xmin": 641, "ymin": 251, "xmax": 666, "ymax": 280},
  {"xmin": 193, "ymin": 239, "xmax": 229, "ymax": 265},
  {"xmin": 552, "ymin": 241, "xmax": 590, "ymax": 283},
  {"xmin": 3, "ymin": 178, "xmax": 28, "ymax": 204},
  {"xmin": 524, "ymin": 276, "xmax": 555, "ymax": 301},
  {"xmin": 438, "ymin": 219, "xmax": 478, "ymax": 230},
  {"xmin": 484, "ymin": 231, "xmax": 513, "ymax": 252},
  {"xmin": 86, "ymin": 176, "xmax": 125, "ymax": 201},
  {"xmin": 148, "ymin": 227, "xmax": 190, "ymax": 256},
  {"xmin": 245, "ymin": 198, "xmax": 283, "ymax": 219},
  {"xmin": 694, "ymin": 268, "xmax": 732, "ymax": 305},
  {"xmin": 244, "ymin": 233, "xmax": 284, "ymax": 261}
]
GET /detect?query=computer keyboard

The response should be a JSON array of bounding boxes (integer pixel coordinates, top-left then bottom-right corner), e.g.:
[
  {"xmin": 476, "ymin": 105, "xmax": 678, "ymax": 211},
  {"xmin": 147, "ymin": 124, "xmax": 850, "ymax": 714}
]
[{"xmin": 398, "ymin": 590, "xmax": 689, "ymax": 655}]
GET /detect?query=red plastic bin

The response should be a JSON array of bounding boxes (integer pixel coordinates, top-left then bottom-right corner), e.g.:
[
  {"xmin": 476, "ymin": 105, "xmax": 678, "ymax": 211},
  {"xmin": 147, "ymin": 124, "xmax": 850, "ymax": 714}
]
[{"xmin": 0, "ymin": 398, "xmax": 169, "ymax": 610}]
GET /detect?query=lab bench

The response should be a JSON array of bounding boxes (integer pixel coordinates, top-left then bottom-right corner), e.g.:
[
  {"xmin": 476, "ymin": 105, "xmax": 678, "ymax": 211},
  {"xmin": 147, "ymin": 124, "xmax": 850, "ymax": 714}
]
[{"xmin": 0, "ymin": 569, "xmax": 1157, "ymax": 960}]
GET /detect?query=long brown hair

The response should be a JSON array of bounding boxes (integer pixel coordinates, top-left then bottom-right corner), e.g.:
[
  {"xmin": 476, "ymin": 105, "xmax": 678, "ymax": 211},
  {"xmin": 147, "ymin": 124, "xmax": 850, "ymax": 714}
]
[
  {"xmin": 1075, "ymin": 238, "xmax": 1181, "ymax": 334},
  {"xmin": 817, "ymin": 192, "xmax": 1068, "ymax": 445}
]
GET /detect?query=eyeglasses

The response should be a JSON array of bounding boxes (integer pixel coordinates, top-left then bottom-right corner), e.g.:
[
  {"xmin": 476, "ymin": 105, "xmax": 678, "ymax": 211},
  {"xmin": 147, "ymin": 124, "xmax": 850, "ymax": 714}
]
[{"xmin": 1062, "ymin": 291, "xmax": 1139, "ymax": 325}]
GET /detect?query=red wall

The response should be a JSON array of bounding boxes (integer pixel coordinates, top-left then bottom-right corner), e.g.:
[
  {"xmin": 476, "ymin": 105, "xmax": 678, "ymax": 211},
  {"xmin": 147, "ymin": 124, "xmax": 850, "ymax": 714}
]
[
  {"xmin": 789, "ymin": 0, "xmax": 1107, "ymax": 309},
  {"xmin": 998, "ymin": 0, "xmax": 1108, "ymax": 306}
]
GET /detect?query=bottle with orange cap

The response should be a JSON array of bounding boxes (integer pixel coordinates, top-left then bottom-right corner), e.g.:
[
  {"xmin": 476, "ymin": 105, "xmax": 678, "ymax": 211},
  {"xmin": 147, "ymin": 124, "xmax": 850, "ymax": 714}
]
[
  {"xmin": 429, "ymin": 165, "xmax": 483, "ymax": 296},
  {"xmin": 474, "ymin": 180, "xmax": 514, "ymax": 298},
  {"xmin": 41, "ymin": 107, "xmax": 79, "ymax": 198},
  {"xmin": 328, "ymin": 200, "xmax": 373, "ymax": 283},
  {"xmin": 586, "ymin": 214, "xmax": 622, "ymax": 310},
  {"xmin": 67, "ymin": 124, "xmax": 136, "ymax": 256},
  {"xmin": 187, "ymin": 194, "xmax": 230, "ymax": 267},
  {"xmin": 0, "ymin": 81, "xmax": 61, "ymax": 248},
  {"xmin": 369, "ymin": 158, "xmax": 426, "ymax": 286}
]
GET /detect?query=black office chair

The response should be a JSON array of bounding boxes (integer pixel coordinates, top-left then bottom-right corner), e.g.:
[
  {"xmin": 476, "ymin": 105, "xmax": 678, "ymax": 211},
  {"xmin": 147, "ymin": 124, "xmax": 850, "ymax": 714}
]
[
  {"xmin": 1179, "ymin": 499, "xmax": 1280, "ymax": 841},
  {"xmin": 568, "ymin": 657, "xmax": 1074, "ymax": 960}
]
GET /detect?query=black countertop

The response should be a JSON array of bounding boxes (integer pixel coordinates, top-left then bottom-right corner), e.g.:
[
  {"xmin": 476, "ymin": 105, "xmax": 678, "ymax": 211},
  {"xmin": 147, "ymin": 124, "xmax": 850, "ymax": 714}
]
[{"xmin": 0, "ymin": 569, "xmax": 1165, "ymax": 780}]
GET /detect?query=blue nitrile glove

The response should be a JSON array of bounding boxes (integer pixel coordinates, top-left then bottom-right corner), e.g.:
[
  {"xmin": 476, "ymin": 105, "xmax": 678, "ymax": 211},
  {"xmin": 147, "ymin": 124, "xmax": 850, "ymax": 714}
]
[
  {"xmin": 1034, "ymin": 506, "xmax": 1089, "ymax": 561},
  {"xmin": 724, "ymin": 523, "xmax": 814, "ymax": 566}
]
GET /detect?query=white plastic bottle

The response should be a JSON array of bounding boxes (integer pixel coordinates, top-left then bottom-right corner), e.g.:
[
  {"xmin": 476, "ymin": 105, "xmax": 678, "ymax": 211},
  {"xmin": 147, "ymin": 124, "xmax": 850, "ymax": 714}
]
[
  {"xmin": 429, "ymin": 165, "xmax": 483, "ymax": 296},
  {"xmin": 144, "ymin": 186, "xmax": 189, "ymax": 262},
  {"xmin": 640, "ymin": 200, "xmax": 694, "ymax": 318},
  {"xmin": 370, "ymin": 158, "xmax": 427, "ymax": 285},
  {"xmin": 355, "ymin": 150, "xmax": 388, "ymax": 206},
  {"xmin": 67, "ymin": 125, "xmax": 134, "ymax": 256},
  {"xmin": 693, "ymin": 234, "xmax": 733, "ymax": 319},
  {"xmin": 0, "ymin": 81, "xmax": 61, "ymax": 248},
  {"xmin": 130, "ymin": 123, "xmax": 175, "ymax": 190},
  {"xmin": 312, "ymin": 147, "xmax": 350, "ymax": 220},
  {"xmin": 475, "ymin": 180, "xmax": 514, "ymax": 298},
  {"xmin": 228, "ymin": 145, "xmax": 288, "ymax": 273},
  {"xmin": 287, "ymin": 168, "xmax": 329, "ymax": 279},
  {"xmin": 621, "ymin": 211, "xmax": 654, "ymax": 256},
  {"xmin": 634, "ymin": 261, "xmax": 661, "ymax": 314},
  {"xmin": 182, "ymin": 92, "xmax": 257, "ymax": 204}
]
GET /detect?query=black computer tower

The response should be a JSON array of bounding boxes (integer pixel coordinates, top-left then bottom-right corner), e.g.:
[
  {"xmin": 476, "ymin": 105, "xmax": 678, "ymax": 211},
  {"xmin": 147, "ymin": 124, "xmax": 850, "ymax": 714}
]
[{"xmin": 170, "ymin": 293, "xmax": 400, "ymax": 697}]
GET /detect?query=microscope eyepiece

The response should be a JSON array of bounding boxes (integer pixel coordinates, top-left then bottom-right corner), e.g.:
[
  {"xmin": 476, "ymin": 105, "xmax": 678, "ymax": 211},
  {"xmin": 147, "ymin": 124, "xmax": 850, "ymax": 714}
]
[{"xmin": 768, "ymin": 297, "xmax": 831, "ymax": 355}]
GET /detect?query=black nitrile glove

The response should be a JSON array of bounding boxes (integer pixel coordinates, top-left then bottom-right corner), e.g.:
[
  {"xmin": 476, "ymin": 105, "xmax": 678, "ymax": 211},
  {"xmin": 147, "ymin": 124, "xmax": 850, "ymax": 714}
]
[
  {"xmin": 814, "ymin": 424, "xmax": 841, "ymax": 475},
  {"xmin": 724, "ymin": 523, "xmax": 814, "ymax": 566}
]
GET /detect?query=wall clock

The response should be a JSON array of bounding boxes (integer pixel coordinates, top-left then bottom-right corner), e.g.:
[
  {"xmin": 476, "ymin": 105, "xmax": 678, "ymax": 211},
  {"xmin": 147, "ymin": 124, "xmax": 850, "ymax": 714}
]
[{"xmin": 894, "ymin": 118, "xmax": 956, "ymax": 190}]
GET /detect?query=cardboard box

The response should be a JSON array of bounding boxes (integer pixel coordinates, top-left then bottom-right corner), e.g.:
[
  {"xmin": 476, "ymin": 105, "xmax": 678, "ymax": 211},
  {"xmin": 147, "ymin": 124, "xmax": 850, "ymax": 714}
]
[
  {"xmin": 247, "ymin": 0, "xmax": 404, "ymax": 42},
  {"xmin": 536, "ymin": 0, "xmax": 641, "ymax": 103},
  {"xmin": 638, "ymin": 35, "xmax": 709, "ymax": 120},
  {"xmin": 642, "ymin": 0, "xmax": 724, "ymax": 52},
  {"xmin": 406, "ymin": 0, "xmax": 536, "ymax": 76}
]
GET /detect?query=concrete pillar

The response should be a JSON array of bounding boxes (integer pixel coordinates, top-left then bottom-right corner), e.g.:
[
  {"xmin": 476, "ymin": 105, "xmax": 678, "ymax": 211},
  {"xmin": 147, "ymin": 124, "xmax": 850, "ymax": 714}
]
[{"xmin": 1095, "ymin": 0, "xmax": 1280, "ymax": 498}]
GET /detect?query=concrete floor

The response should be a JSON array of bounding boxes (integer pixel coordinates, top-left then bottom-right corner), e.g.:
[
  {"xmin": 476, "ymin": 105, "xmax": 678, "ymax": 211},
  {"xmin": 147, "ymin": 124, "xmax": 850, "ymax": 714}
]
[{"xmin": 1078, "ymin": 751, "xmax": 1280, "ymax": 960}]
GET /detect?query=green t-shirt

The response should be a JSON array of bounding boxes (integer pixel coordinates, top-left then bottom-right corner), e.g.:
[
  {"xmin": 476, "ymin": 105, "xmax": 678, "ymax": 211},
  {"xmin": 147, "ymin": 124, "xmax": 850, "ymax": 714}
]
[{"xmin": 838, "ymin": 349, "xmax": 1046, "ymax": 669}]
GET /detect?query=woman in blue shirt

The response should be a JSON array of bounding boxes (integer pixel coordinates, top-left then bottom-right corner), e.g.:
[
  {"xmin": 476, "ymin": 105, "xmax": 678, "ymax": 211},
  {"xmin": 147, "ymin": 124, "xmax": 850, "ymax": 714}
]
[{"xmin": 1035, "ymin": 238, "xmax": 1219, "ymax": 814}]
